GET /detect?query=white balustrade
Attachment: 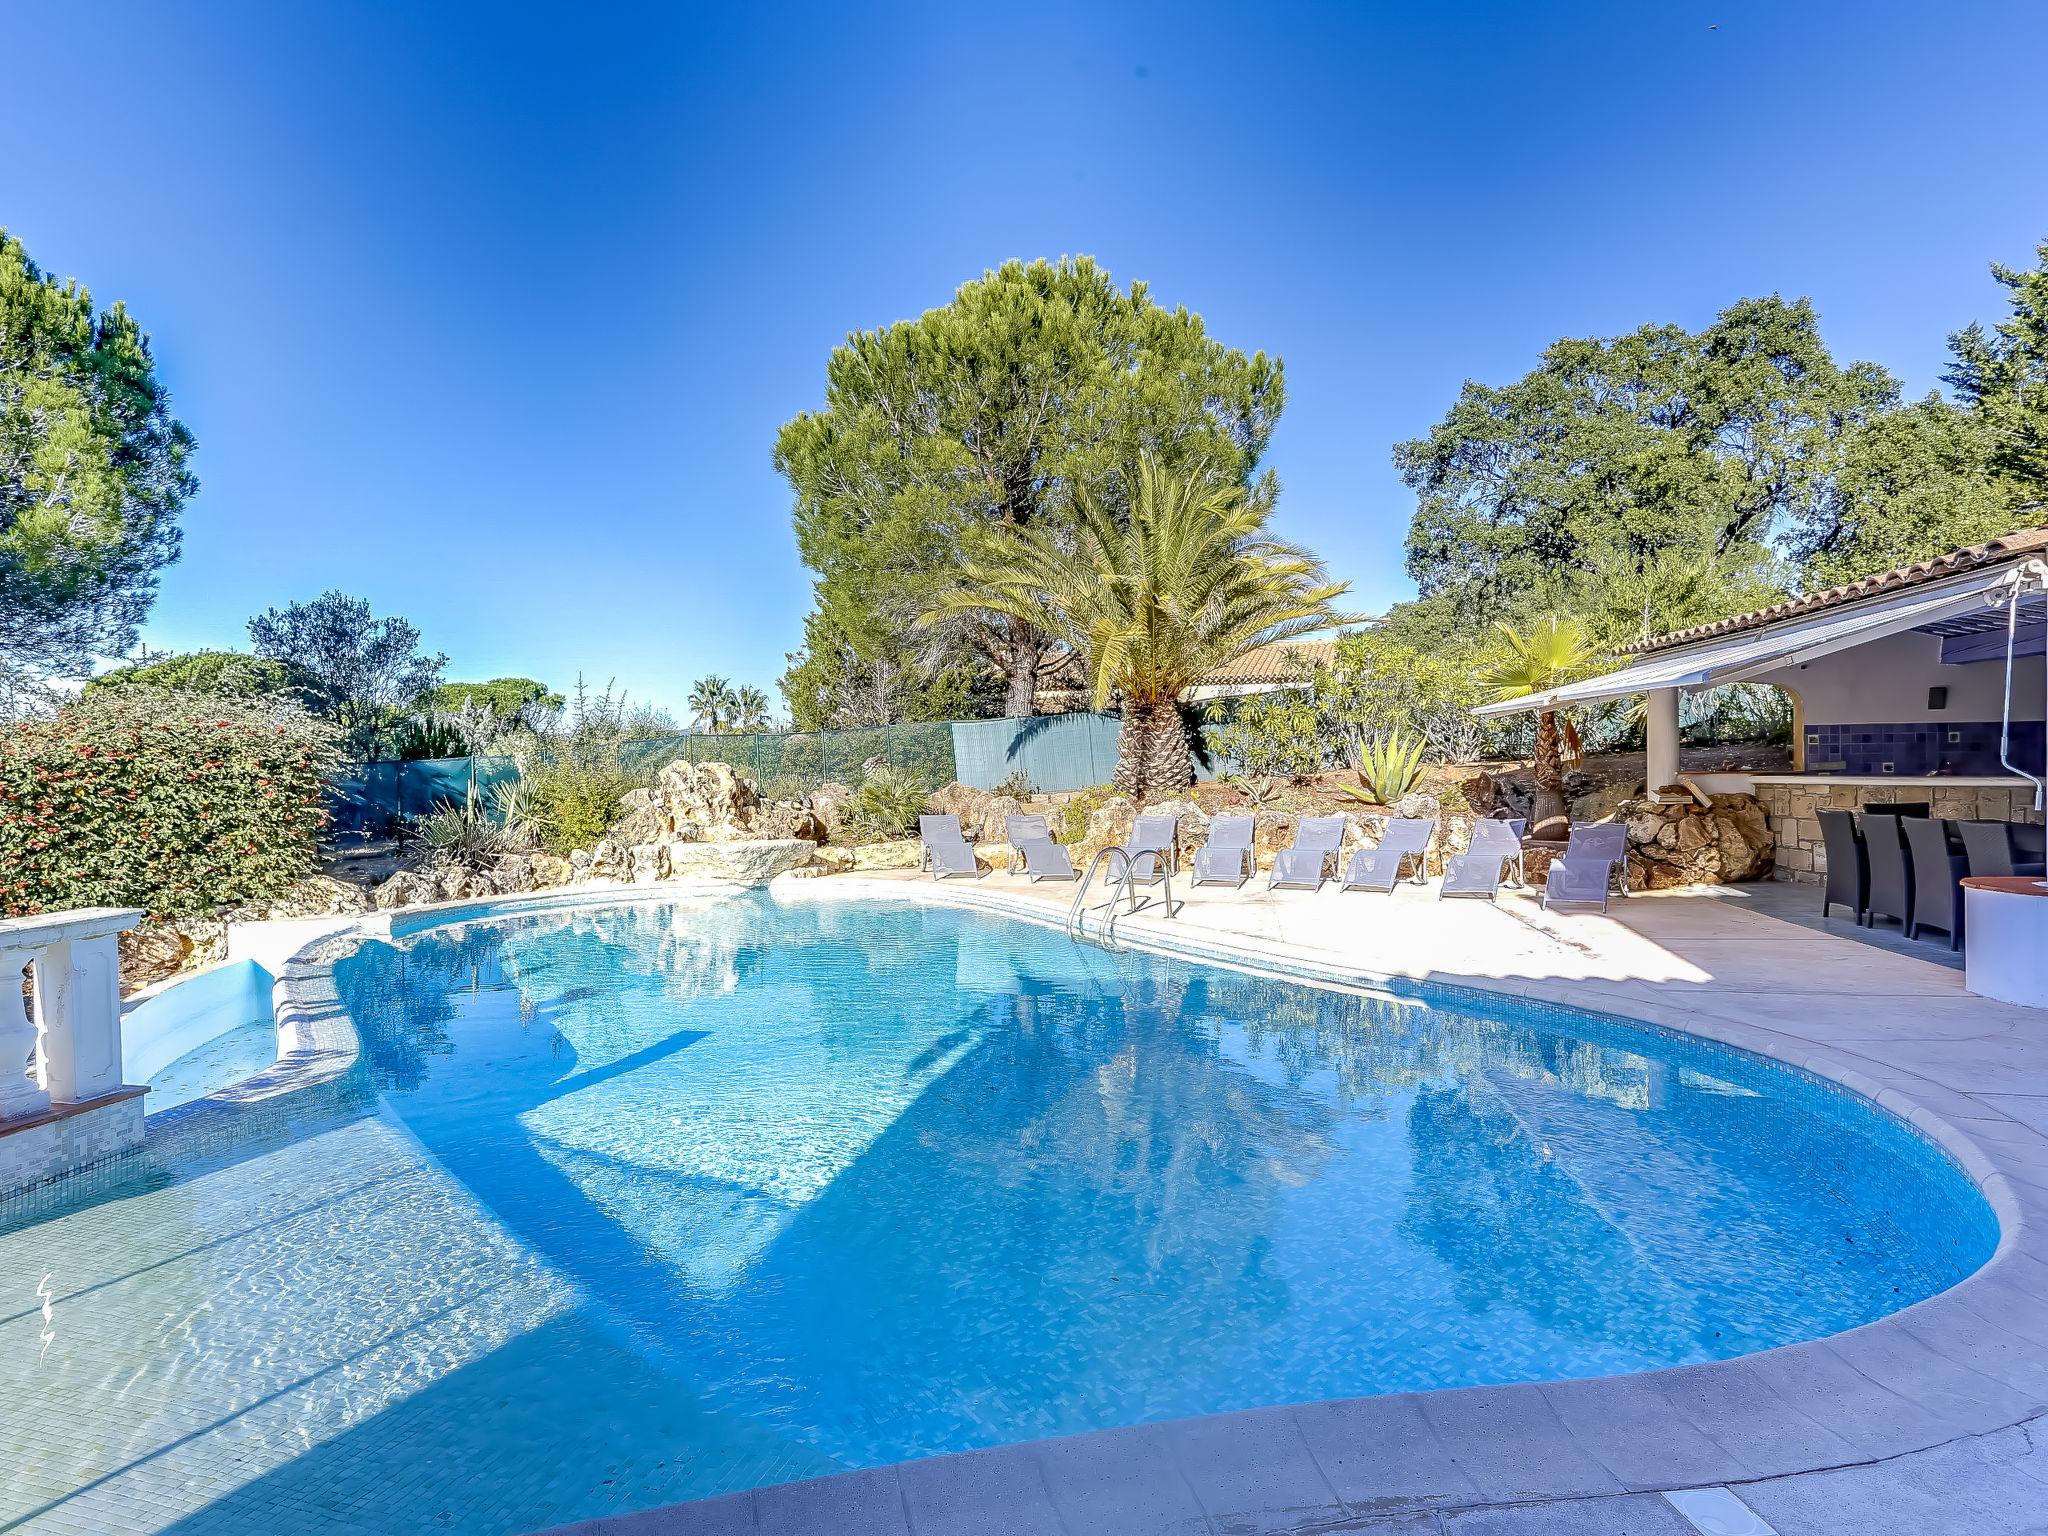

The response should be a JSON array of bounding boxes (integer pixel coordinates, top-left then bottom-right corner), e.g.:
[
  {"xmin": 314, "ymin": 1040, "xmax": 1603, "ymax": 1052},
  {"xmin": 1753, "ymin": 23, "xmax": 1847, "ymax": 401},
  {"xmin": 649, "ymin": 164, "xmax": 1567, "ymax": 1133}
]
[{"xmin": 0, "ymin": 909, "xmax": 143, "ymax": 1124}]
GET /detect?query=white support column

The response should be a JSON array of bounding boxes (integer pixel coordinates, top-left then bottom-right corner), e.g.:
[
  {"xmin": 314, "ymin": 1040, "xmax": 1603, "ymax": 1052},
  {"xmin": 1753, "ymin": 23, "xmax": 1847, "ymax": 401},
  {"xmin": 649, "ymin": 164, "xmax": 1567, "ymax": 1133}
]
[{"xmin": 1645, "ymin": 687, "xmax": 1681, "ymax": 798}]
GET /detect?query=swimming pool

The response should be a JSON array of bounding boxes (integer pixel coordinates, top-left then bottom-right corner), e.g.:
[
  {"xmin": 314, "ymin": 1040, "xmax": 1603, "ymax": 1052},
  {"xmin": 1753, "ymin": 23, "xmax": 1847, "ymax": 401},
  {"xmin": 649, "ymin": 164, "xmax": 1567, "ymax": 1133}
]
[{"xmin": 0, "ymin": 891, "xmax": 1999, "ymax": 1534}]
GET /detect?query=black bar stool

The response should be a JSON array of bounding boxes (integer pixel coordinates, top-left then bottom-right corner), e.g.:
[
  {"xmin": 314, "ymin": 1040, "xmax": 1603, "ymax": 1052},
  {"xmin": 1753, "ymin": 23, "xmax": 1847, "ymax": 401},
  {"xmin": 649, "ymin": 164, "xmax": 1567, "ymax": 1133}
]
[
  {"xmin": 1902, "ymin": 816, "xmax": 1968, "ymax": 950},
  {"xmin": 1862, "ymin": 812, "xmax": 1913, "ymax": 930},
  {"xmin": 1817, "ymin": 808, "xmax": 1868, "ymax": 924}
]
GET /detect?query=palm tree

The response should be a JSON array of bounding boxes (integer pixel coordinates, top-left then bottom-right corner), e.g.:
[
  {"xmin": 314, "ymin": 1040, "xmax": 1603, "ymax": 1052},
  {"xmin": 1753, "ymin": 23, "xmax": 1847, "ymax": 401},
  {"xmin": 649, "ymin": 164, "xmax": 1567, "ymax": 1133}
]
[
  {"xmin": 1476, "ymin": 616, "xmax": 1600, "ymax": 841},
  {"xmin": 733, "ymin": 686, "xmax": 772, "ymax": 732},
  {"xmin": 922, "ymin": 457, "xmax": 1348, "ymax": 801},
  {"xmin": 687, "ymin": 675, "xmax": 736, "ymax": 733}
]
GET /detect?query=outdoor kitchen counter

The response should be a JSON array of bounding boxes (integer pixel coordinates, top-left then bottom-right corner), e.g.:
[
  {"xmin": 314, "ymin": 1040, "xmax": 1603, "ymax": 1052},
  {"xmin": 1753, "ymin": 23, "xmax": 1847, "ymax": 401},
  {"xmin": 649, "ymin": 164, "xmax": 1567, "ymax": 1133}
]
[{"xmin": 1962, "ymin": 874, "xmax": 2048, "ymax": 1007}]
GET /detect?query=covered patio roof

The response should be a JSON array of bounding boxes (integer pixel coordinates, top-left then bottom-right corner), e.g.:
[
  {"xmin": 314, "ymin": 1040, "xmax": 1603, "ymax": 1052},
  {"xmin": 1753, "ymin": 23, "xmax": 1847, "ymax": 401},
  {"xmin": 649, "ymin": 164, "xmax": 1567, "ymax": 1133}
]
[{"xmin": 1476, "ymin": 529, "xmax": 2048, "ymax": 718}]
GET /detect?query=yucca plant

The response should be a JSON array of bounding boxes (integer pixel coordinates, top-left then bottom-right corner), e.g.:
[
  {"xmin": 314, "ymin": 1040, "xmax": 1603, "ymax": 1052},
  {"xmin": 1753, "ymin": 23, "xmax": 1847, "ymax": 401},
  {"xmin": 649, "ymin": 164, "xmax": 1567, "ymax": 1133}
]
[
  {"xmin": 1343, "ymin": 729, "xmax": 1426, "ymax": 806},
  {"xmin": 921, "ymin": 456, "xmax": 1349, "ymax": 801}
]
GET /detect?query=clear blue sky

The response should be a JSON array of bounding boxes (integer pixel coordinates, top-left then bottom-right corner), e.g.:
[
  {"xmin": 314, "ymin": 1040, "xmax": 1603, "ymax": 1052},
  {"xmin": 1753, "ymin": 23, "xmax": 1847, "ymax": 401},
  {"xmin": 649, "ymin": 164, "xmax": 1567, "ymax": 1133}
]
[{"xmin": 3, "ymin": 0, "xmax": 2044, "ymax": 717}]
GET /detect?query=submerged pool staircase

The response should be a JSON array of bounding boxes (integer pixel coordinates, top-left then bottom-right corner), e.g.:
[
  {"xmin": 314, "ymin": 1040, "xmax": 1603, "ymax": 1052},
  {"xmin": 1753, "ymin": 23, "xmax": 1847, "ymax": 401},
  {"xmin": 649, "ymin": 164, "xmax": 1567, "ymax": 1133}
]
[{"xmin": 1065, "ymin": 847, "xmax": 1177, "ymax": 951}]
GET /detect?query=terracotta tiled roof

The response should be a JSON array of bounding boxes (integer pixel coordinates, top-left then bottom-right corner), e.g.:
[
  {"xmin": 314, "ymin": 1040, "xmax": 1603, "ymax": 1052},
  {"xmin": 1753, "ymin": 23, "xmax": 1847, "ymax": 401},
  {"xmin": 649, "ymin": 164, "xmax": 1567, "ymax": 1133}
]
[
  {"xmin": 1032, "ymin": 639, "xmax": 1341, "ymax": 700},
  {"xmin": 1196, "ymin": 640, "xmax": 1338, "ymax": 685},
  {"xmin": 1635, "ymin": 523, "xmax": 2048, "ymax": 656}
]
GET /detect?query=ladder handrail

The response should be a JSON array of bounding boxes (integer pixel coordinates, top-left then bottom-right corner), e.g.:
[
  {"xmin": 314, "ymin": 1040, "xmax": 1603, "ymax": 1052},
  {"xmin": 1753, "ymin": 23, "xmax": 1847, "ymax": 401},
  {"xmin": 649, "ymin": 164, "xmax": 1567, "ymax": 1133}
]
[
  {"xmin": 1067, "ymin": 843, "xmax": 1176, "ymax": 949},
  {"xmin": 1067, "ymin": 847, "xmax": 1131, "ymax": 943}
]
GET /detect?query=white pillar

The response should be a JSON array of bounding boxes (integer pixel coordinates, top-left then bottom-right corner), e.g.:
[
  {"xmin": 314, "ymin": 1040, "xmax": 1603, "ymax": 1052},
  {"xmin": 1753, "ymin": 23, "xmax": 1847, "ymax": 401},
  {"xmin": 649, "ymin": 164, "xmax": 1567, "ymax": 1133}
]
[
  {"xmin": 0, "ymin": 946, "xmax": 51, "ymax": 1121},
  {"xmin": 36, "ymin": 935, "xmax": 126, "ymax": 1103},
  {"xmin": 1646, "ymin": 688, "xmax": 1681, "ymax": 798}
]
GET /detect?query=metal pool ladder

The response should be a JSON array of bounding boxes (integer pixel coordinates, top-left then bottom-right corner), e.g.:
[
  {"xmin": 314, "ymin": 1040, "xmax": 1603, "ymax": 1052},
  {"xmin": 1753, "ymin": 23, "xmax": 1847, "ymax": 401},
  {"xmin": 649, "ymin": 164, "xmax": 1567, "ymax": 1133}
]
[{"xmin": 1066, "ymin": 847, "xmax": 1175, "ymax": 950}]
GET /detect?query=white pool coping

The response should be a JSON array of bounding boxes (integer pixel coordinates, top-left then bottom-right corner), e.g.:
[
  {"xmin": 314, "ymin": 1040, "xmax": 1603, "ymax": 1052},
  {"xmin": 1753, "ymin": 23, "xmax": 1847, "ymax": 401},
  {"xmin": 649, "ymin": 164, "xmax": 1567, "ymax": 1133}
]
[{"xmin": 253, "ymin": 875, "xmax": 2048, "ymax": 1535}]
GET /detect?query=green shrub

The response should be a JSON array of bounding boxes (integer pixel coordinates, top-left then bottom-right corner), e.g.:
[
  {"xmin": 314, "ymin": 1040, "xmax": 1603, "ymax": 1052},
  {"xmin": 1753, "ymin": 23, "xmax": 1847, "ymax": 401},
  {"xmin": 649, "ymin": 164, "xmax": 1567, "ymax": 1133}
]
[
  {"xmin": 0, "ymin": 689, "xmax": 338, "ymax": 919},
  {"xmin": 1202, "ymin": 689, "xmax": 1328, "ymax": 778},
  {"xmin": 845, "ymin": 765, "xmax": 930, "ymax": 841},
  {"xmin": 1057, "ymin": 783, "xmax": 1120, "ymax": 844},
  {"xmin": 991, "ymin": 768, "xmax": 1034, "ymax": 798},
  {"xmin": 516, "ymin": 680, "xmax": 642, "ymax": 856}
]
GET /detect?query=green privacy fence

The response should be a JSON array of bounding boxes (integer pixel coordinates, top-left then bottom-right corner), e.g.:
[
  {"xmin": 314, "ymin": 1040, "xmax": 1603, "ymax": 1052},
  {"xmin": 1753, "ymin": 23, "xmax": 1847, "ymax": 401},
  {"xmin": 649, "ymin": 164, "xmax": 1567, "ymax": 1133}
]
[
  {"xmin": 328, "ymin": 709, "xmax": 1228, "ymax": 830},
  {"xmin": 328, "ymin": 755, "xmax": 521, "ymax": 833}
]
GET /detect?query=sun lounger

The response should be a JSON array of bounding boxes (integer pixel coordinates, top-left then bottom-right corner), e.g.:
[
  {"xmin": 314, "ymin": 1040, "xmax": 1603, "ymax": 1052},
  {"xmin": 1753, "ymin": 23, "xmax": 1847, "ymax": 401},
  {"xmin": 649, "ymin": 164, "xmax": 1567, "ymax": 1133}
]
[
  {"xmin": 1340, "ymin": 817, "xmax": 1432, "ymax": 892},
  {"xmin": 1122, "ymin": 813, "xmax": 1180, "ymax": 883},
  {"xmin": 919, "ymin": 814, "xmax": 983, "ymax": 880},
  {"xmin": 1192, "ymin": 814, "xmax": 1255, "ymax": 887},
  {"xmin": 1004, "ymin": 814, "xmax": 1077, "ymax": 882},
  {"xmin": 1269, "ymin": 816, "xmax": 1347, "ymax": 890},
  {"xmin": 1440, "ymin": 818, "xmax": 1525, "ymax": 900},
  {"xmin": 1541, "ymin": 823, "xmax": 1629, "ymax": 910}
]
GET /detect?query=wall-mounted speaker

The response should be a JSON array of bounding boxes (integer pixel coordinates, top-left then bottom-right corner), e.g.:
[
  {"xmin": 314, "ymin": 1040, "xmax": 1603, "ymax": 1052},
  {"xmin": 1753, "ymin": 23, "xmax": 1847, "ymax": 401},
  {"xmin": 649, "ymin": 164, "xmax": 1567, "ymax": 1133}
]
[{"xmin": 1928, "ymin": 686, "xmax": 1948, "ymax": 710}]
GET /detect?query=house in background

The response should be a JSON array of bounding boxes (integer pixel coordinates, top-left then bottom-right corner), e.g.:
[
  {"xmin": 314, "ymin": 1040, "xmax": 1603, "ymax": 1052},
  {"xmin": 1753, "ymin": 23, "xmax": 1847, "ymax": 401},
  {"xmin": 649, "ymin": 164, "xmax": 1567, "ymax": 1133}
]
[{"xmin": 1031, "ymin": 640, "xmax": 1339, "ymax": 714}]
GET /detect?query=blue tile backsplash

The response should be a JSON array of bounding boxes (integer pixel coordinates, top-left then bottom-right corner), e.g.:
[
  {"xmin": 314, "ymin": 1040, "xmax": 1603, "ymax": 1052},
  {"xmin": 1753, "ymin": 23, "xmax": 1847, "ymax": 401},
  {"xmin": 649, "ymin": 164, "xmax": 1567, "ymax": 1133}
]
[{"xmin": 1803, "ymin": 720, "xmax": 2046, "ymax": 777}]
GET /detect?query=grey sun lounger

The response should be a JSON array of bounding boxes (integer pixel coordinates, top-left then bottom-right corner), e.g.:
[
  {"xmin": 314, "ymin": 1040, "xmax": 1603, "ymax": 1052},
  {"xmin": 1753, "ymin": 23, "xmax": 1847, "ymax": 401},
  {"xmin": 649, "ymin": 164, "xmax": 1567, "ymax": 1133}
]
[
  {"xmin": 919, "ymin": 815, "xmax": 983, "ymax": 880},
  {"xmin": 1542, "ymin": 822, "xmax": 1629, "ymax": 910},
  {"xmin": 1121, "ymin": 813, "xmax": 1180, "ymax": 883},
  {"xmin": 1340, "ymin": 817, "xmax": 1433, "ymax": 892},
  {"xmin": 1269, "ymin": 815, "xmax": 1347, "ymax": 890},
  {"xmin": 1192, "ymin": 814, "xmax": 1255, "ymax": 887},
  {"xmin": 1004, "ymin": 814, "xmax": 1077, "ymax": 882},
  {"xmin": 1440, "ymin": 818, "xmax": 1526, "ymax": 900}
]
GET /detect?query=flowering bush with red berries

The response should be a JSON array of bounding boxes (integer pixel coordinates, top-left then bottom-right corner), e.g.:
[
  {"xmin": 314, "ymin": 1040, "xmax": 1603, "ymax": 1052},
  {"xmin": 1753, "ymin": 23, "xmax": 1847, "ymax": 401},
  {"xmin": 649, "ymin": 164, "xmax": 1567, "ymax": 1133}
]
[{"xmin": 0, "ymin": 690, "xmax": 339, "ymax": 919}]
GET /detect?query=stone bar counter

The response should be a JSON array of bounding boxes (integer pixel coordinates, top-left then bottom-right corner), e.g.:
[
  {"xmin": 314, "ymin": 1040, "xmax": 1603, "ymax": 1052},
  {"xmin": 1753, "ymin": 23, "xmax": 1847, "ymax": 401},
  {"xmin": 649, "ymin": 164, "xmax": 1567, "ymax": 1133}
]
[{"xmin": 1751, "ymin": 775, "xmax": 2044, "ymax": 884}]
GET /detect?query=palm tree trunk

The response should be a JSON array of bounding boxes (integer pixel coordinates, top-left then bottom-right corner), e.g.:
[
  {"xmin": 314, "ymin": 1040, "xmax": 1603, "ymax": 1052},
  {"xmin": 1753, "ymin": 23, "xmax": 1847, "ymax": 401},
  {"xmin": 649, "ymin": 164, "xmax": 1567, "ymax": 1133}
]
[
  {"xmin": 1531, "ymin": 708, "xmax": 1569, "ymax": 840},
  {"xmin": 1112, "ymin": 698, "xmax": 1193, "ymax": 802},
  {"xmin": 1003, "ymin": 621, "xmax": 1041, "ymax": 719}
]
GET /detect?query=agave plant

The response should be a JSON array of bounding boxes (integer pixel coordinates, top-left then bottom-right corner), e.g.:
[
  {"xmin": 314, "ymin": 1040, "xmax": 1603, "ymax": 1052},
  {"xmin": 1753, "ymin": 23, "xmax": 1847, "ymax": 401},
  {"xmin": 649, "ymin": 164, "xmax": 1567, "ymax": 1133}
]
[
  {"xmin": 1343, "ymin": 729, "xmax": 1426, "ymax": 806},
  {"xmin": 1229, "ymin": 773, "xmax": 1284, "ymax": 810}
]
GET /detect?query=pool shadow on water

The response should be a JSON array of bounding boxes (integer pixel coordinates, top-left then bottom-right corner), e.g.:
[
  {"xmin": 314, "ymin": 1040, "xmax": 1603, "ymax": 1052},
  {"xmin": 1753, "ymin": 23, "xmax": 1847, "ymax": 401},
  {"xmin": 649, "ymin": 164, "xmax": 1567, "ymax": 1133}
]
[{"xmin": 151, "ymin": 1315, "xmax": 839, "ymax": 1536}]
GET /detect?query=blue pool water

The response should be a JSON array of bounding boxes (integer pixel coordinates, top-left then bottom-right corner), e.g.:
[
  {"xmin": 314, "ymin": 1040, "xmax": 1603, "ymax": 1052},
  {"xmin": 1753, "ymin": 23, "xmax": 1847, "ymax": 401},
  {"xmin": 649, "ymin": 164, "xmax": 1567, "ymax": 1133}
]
[
  {"xmin": 0, "ymin": 892, "xmax": 1999, "ymax": 1534},
  {"xmin": 141, "ymin": 1018, "xmax": 279, "ymax": 1115}
]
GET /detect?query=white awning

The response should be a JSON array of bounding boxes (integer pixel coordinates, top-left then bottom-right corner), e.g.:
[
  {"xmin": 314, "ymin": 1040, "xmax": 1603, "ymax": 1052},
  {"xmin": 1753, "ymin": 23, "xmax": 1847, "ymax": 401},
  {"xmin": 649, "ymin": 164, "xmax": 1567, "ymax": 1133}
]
[{"xmin": 1473, "ymin": 561, "xmax": 2048, "ymax": 718}]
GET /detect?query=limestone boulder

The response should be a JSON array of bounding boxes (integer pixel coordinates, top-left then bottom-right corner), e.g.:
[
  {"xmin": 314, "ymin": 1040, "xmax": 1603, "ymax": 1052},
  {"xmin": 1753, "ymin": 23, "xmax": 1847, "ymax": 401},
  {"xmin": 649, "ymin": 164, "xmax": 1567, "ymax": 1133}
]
[
  {"xmin": 852, "ymin": 837, "xmax": 924, "ymax": 871},
  {"xmin": 809, "ymin": 782, "xmax": 854, "ymax": 840},
  {"xmin": 665, "ymin": 839, "xmax": 816, "ymax": 884},
  {"xmin": 975, "ymin": 841, "xmax": 1019, "ymax": 873},
  {"xmin": 609, "ymin": 786, "xmax": 666, "ymax": 848},
  {"xmin": 1620, "ymin": 793, "xmax": 1773, "ymax": 890},
  {"xmin": 374, "ymin": 869, "xmax": 441, "ymax": 910},
  {"xmin": 656, "ymin": 759, "xmax": 759, "ymax": 840},
  {"xmin": 1073, "ymin": 795, "xmax": 1137, "ymax": 871},
  {"xmin": 1250, "ymin": 813, "xmax": 1297, "ymax": 871},
  {"xmin": 629, "ymin": 843, "xmax": 668, "ymax": 884},
  {"xmin": 1573, "ymin": 781, "xmax": 1639, "ymax": 826},
  {"xmin": 808, "ymin": 845, "xmax": 856, "ymax": 873},
  {"xmin": 748, "ymin": 801, "xmax": 826, "ymax": 843},
  {"xmin": 1392, "ymin": 790, "xmax": 1441, "ymax": 822},
  {"xmin": 529, "ymin": 853, "xmax": 575, "ymax": 889},
  {"xmin": 924, "ymin": 783, "xmax": 1026, "ymax": 843}
]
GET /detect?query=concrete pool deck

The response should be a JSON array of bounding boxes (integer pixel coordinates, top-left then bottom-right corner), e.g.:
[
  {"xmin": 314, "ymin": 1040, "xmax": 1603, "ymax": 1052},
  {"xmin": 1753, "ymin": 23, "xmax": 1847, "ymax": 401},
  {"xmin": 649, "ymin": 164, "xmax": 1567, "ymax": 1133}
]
[{"xmin": 546, "ymin": 870, "xmax": 2048, "ymax": 1536}]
